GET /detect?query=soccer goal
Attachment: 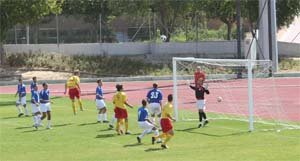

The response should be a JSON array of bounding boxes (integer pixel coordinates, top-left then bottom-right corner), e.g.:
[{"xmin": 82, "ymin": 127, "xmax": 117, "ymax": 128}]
[{"xmin": 172, "ymin": 57, "xmax": 300, "ymax": 131}]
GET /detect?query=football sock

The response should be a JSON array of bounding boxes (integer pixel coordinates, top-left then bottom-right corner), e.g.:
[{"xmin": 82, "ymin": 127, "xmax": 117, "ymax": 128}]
[
  {"xmin": 110, "ymin": 115, "xmax": 116, "ymax": 125},
  {"xmin": 33, "ymin": 116, "xmax": 37, "ymax": 124},
  {"xmin": 163, "ymin": 133, "xmax": 173, "ymax": 145},
  {"xmin": 125, "ymin": 121, "xmax": 129, "ymax": 132},
  {"xmin": 103, "ymin": 113, "xmax": 107, "ymax": 121},
  {"xmin": 199, "ymin": 111, "xmax": 203, "ymax": 122},
  {"xmin": 78, "ymin": 99, "xmax": 83, "ymax": 110},
  {"xmin": 47, "ymin": 120, "xmax": 51, "ymax": 127},
  {"xmin": 202, "ymin": 112, "xmax": 207, "ymax": 120},
  {"xmin": 24, "ymin": 107, "xmax": 29, "ymax": 115},
  {"xmin": 72, "ymin": 101, "xmax": 76, "ymax": 114},
  {"xmin": 16, "ymin": 106, "xmax": 22, "ymax": 114},
  {"xmin": 98, "ymin": 114, "xmax": 102, "ymax": 121},
  {"xmin": 154, "ymin": 129, "xmax": 159, "ymax": 136},
  {"xmin": 139, "ymin": 129, "xmax": 151, "ymax": 139}
]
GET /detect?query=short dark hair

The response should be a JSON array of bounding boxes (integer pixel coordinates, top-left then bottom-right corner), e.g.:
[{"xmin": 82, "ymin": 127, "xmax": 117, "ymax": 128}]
[
  {"xmin": 168, "ymin": 94, "xmax": 173, "ymax": 102},
  {"xmin": 116, "ymin": 84, "xmax": 123, "ymax": 91},
  {"xmin": 18, "ymin": 78, "xmax": 22, "ymax": 82},
  {"xmin": 142, "ymin": 99, "xmax": 147, "ymax": 106},
  {"xmin": 42, "ymin": 82, "xmax": 48, "ymax": 87},
  {"xmin": 97, "ymin": 79, "xmax": 102, "ymax": 83},
  {"xmin": 32, "ymin": 76, "xmax": 37, "ymax": 80},
  {"xmin": 153, "ymin": 83, "xmax": 158, "ymax": 88}
]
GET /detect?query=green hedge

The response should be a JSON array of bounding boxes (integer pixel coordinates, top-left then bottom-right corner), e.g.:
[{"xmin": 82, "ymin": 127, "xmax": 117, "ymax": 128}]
[{"xmin": 7, "ymin": 53, "xmax": 172, "ymax": 76}]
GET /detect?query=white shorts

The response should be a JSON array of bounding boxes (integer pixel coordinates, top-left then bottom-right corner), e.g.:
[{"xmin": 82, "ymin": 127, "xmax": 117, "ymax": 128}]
[
  {"xmin": 148, "ymin": 103, "xmax": 161, "ymax": 115},
  {"xmin": 40, "ymin": 103, "xmax": 51, "ymax": 112},
  {"xmin": 138, "ymin": 121, "xmax": 155, "ymax": 130},
  {"xmin": 16, "ymin": 96, "xmax": 26, "ymax": 105},
  {"xmin": 196, "ymin": 100, "xmax": 206, "ymax": 110},
  {"xmin": 31, "ymin": 103, "xmax": 40, "ymax": 113},
  {"xmin": 96, "ymin": 99, "xmax": 106, "ymax": 109}
]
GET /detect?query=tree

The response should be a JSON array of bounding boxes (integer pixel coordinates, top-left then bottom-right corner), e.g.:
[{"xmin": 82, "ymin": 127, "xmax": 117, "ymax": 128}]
[
  {"xmin": 62, "ymin": 0, "xmax": 115, "ymax": 42},
  {"xmin": 0, "ymin": 0, "xmax": 63, "ymax": 65},
  {"xmin": 243, "ymin": 0, "xmax": 300, "ymax": 30},
  {"xmin": 203, "ymin": 0, "xmax": 237, "ymax": 40},
  {"xmin": 111, "ymin": 0, "xmax": 192, "ymax": 42}
]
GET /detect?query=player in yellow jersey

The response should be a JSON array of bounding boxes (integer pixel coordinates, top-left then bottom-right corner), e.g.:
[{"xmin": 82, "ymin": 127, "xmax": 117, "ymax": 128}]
[
  {"xmin": 152, "ymin": 94, "xmax": 175, "ymax": 149},
  {"xmin": 113, "ymin": 84, "xmax": 133, "ymax": 135},
  {"xmin": 64, "ymin": 70, "xmax": 83, "ymax": 115}
]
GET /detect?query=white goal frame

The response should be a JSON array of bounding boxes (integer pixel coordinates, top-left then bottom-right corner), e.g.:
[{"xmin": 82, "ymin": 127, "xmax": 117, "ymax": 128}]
[{"xmin": 172, "ymin": 57, "xmax": 272, "ymax": 132}]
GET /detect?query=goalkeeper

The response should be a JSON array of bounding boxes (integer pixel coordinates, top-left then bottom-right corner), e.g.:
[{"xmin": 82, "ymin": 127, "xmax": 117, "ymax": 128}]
[{"xmin": 189, "ymin": 78, "xmax": 210, "ymax": 128}]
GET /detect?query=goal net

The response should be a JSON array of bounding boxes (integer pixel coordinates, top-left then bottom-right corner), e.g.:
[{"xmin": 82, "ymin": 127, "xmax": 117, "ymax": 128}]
[{"xmin": 172, "ymin": 57, "xmax": 300, "ymax": 131}]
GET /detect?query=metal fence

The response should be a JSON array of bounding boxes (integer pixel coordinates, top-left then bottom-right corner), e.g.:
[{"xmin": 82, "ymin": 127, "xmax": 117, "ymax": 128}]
[{"xmin": 4, "ymin": 12, "xmax": 243, "ymax": 44}]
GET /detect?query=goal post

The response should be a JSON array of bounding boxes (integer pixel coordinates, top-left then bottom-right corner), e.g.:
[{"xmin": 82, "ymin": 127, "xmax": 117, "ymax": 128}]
[{"xmin": 172, "ymin": 57, "xmax": 274, "ymax": 131}]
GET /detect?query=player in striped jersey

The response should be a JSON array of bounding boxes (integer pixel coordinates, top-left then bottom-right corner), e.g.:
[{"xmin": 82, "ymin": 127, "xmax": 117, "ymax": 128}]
[
  {"xmin": 137, "ymin": 99, "xmax": 161, "ymax": 144},
  {"xmin": 64, "ymin": 70, "xmax": 83, "ymax": 115},
  {"xmin": 40, "ymin": 82, "xmax": 52, "ymax": 129},
  {"xmin": 95, "ymin": 79, "xmax": 109, "ymax": 123},
  {"xmin": 15, "ymin": 78, "xmax": 29, "ymax": 117}
]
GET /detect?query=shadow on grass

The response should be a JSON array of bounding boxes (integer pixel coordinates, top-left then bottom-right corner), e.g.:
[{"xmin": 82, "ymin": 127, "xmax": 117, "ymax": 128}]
[
  {"xmin": 18, "ymin": 123, "xmax": 72, "ymax": 132},
  {"xmin": 144, "ymin": 148, "xmax": 164, "ymax": 152},
  {"xmin": 0, "ymin": 101, "xmax": 16, "ymax": 107},
  {"xmin": 95, "ymin": 133, "xmax": 116, "ymax": 138},
  {"xmin": 123, "ymin": 143, "xmax": 143, "ymax": 148},
  {"xmin": 16, "ymin": 126, "xmax": 34, "ymax": 130},
  {"xmin": 99, "ymin": 128, "xmax": 113, "ymax": 132},
  {"xmin": 1, "ymin": 116, "xmax": 19, "ymax": 120},
  {"xmin": 51, "ymin": 96, "xmax": 62, "ymax": 100},
  {"xmin": 78, "ymin": 122, "xmax": 98, "ymax": 126},
  {"xmin": 53, "ymin": 123, "xmax": 73, "ymax": 127},
  {"xmin": 176, "ymin": 127, "xmax": 250, "ymax": 137}
]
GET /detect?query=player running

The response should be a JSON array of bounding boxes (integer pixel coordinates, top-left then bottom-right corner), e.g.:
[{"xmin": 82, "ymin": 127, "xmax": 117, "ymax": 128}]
[
  {"xmin": 31, "ymin": 85, "xmax": 41, "ymax": 129},
  {"xmin": 146, "ymin": 83, "xmax": 163, "ymax": 128},
  {"xmin": 137, "ymin": 99, "xmax": 161, "ymax": 144},
  {"xmin": 152, "ymin": 94, "xmax": 175, "ymax": 149},
  {"xmin": 113, "ymin": 84, "xmax": 134, "ymax": 135},
  {"xmin": 40, "ymin": 82, "xmax": 52, "ymax": 129},
  {"xmin": 15, "ymin": 78, "xmax": 29, "ymax": 117},
  {"xmin": 95, "ymin": 79, "xmax": 109, "ymax": 123},
  {"xmin": 189, "ymin": 78, "xmax": 210, "ymax": 128},
  {"xmin": 64, "ymin": 70, "xmax": 84, "ymax": 115}
]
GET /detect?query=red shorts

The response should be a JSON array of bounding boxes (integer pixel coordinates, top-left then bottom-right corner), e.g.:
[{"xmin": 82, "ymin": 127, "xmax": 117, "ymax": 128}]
[
  {"xmin": 69, "ymin": 88, "xmax": 80, "ymax": 99},
  {"xmin": 114, "ymin": 107, "xmax": 128, "ymax": 119},
  {"xmin": 160, "ymin": 118, "xmax": 173, "ymax": 133}
]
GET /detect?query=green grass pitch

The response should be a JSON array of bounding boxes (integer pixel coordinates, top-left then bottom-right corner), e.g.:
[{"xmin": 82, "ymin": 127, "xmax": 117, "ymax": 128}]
[{"xmin": 0, "ymin": 94, "xmax": 299, "ymax": 161}]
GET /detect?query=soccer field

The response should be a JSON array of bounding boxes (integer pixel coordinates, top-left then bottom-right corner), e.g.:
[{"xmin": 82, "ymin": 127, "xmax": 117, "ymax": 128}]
[{"xmin": 0, "ymin": 94, "xmax": 299, "ymax": 161}]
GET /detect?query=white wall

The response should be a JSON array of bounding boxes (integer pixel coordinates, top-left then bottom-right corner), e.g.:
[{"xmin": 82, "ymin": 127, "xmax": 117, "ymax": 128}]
[{"xmin": 4, "ymin": 41, "xmax": 299, "ymax": 57}]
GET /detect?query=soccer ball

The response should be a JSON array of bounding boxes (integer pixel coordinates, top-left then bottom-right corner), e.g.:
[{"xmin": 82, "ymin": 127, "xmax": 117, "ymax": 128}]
[
  {"xmin": 160, "ymin": 35, "xmax": 167, "ymax": 42},
  {"xmin": 217, "ymin": 96, "xmax": 223, "ymax": 102}
]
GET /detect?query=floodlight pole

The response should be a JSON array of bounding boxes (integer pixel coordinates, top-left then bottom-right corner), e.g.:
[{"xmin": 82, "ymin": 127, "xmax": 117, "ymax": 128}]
[
  {"xmin": 236, "ymin": 0, "xmax": 242, "ymax": 79},
  {"xmin": 236, "ymin": 0, "xmax": 242, "ymax": 59},
  {"xmin": 26, "ymin": 24, "xmax": 29, "ymax": 44},
  {"xmin": 269, "ymin": 0, "xmax": 279, "ymax": 72}
]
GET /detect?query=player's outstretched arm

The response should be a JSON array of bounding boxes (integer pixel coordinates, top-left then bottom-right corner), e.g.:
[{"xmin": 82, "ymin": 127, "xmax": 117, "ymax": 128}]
[{"xmin": 125, "ymin": 102, "xmax": 134, "ymax": 109}]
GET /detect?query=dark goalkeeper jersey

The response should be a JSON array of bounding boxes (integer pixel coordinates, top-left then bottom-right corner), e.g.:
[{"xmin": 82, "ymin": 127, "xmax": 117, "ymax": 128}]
[{"xmin": 189, "ymin": 85, "xmax": 209, "ymax": 100}]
